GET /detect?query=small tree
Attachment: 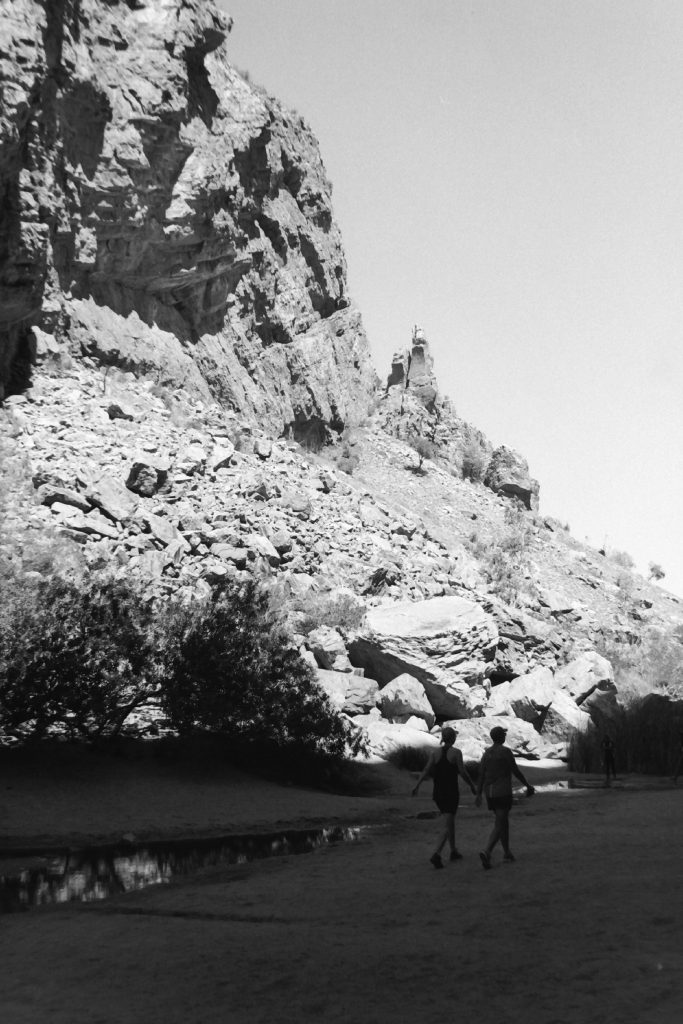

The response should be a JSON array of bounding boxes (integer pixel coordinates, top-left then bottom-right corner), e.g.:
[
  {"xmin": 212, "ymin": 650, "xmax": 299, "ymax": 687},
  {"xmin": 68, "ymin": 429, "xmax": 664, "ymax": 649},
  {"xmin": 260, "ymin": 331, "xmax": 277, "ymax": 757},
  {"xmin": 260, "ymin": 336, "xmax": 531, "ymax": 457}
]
[
  {"xmin": 648, "ymin": 562, "xmax": 666, "ymax": 582},
  {"xmin": 407, "ymin": 435, "xmax": 436, "ymax": 472},
  {"xmin": 460, "ymin": 440, "xmax": 488, "ymax": 483},
  {"xmin": 159, "ymin": 579, "xmax": 359, "ymax": 756},
  {"xmin": 0, "ymin": 572, "xmax": 161, "ymax": 740}
]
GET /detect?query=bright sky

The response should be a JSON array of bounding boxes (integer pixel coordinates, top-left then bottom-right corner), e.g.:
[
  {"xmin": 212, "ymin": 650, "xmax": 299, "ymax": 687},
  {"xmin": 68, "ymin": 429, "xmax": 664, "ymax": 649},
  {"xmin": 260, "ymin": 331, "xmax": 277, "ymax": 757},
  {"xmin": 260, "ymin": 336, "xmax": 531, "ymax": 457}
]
[{"xmin": 218, "ymin": 0, "xmax": 683, "ymax": 597}]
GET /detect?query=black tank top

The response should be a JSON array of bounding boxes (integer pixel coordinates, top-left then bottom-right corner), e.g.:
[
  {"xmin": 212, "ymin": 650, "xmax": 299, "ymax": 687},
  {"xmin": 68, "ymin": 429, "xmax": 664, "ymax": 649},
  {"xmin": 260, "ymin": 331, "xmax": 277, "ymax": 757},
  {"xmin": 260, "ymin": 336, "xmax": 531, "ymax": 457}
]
[{"xmin": 433, "ymin": 750, "xmax": 459, "ymax": 800}]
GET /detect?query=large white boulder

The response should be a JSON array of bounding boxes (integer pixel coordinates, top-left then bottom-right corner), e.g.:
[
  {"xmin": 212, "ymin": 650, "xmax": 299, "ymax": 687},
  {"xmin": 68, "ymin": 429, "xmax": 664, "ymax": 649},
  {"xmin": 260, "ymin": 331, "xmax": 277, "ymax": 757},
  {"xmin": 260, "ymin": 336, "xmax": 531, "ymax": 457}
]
[
  {"xmin": 538, "ymin": 691, "xmax": 592, "ymax": 743},
  {"xmin": 348, "ymin": 596, "xmax": 498, "ymax": 718},
  {"xmin": 308, "ymin": 626, "xmax": 347, "ymax": 670},
  {"xmin": 445, "ymin": 716, "xmax": 544, "ymax": 761},
  {"xmin": 315, "ymin": 669, "xmax": 380, "ymax": 716},
  {"xmin": 378, "ymin": 673, "xmax": 435, "ymax": 728},
  {"xmin": 554, "ymin": 652, "xmax": 615, "ymax": 705},
  {"xmin": 314, "ymin": 669, "xmax": 349, "ymax": 711},
  {"xmin": 487, "ymin": 666, "xmax": 555, "ymax": 722},
  {"xmin": 351, "ymin": 715, "xmax": 440, "ymax": 762}
]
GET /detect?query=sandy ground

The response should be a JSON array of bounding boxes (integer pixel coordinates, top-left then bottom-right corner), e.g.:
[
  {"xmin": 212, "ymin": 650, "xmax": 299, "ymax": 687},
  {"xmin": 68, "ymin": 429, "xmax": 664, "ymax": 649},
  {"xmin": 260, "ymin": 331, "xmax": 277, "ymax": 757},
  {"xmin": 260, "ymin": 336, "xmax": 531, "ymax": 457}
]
[{"xmin": 1, "ymin": 755, "xmax": 682, "ymax": 1024}]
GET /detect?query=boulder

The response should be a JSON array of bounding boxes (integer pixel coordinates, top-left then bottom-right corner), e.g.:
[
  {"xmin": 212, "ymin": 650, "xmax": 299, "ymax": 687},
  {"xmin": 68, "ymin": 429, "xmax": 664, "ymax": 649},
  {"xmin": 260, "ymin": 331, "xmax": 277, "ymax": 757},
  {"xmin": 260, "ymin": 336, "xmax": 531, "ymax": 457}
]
[
  {"xmin": 377, "ymin": 673, "xmax": 435, "ymax": 728},
  {"xmin": 209, "ymin": 443, "xmax": 235, "ymax": 472},
  {"xmin": 486, "ymin": 666, "xmax": 556, "ymax": 722},
  {"xmin": 314, "ymin": 669, "xmax": 349, "ymax": 712},
  {"xmin": 554, "ymin": 652, "xmax": 616, "ymax": 705},
  {"xmin": 307, "ymin": 626, "xmax": 347, "ymax": 670},
  {"xmin": 139, "ymin": 511, "xmax": 187, "ymax": 549},
  {"xmin": 86, "ymin": 476, "xmax": 137, "ymax": 523},
  {"xmin": 343, "ymin": 676, "xmax": 380, "ymax": 715},
  {"xmin": 351, "ymin": 716, "xmax": 440, "ymax": 762},
  {"xmin": 484, "ymin": 446, "xmax": 540, "ymax": 511},
  {"xmin": 446, "ymin": 717, "xmax": 544, "ymax": 761},
  {"xmin": 210, "ymin": 545, "xmax": 248, "ymax": 569},
  {"xmin": 424, "ymin": 677, "xmax": 491, "ymax": 719},
  {"xmin": 254, "ymin": 438, "xmax": 272, "ymax": 460},
  {"xmin": 175, "ymin": 444, "xmax": 207, "ymax": 476},
  {"xmin": 348, "ymin": 597, "xmax": 499, "ymax": 706},
  {"xmin": 37, "ymin": 485, "xmax": 91, "ymax": 513},
  {"xmin": 245, "ymin": 533, "xmax": 280, "ymax": 567},
  {"xmin": 537, "ymin": 693, "xmax": 591, "ymax": 744},
  {"xmin": 280, "ymin": 491, "xmax": 312, "ymax": 517},
  {"xmin": 126, "ymin": 454, "xmax": 170, "ymax": 497}
]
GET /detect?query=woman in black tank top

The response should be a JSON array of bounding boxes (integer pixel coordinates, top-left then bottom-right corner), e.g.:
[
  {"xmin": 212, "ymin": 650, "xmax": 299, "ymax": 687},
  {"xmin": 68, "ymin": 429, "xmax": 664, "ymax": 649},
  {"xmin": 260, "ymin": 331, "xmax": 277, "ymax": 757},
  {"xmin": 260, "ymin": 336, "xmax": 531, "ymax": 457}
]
[{"xmin": 413, "ymin": 726, "xmax": 476, "ymax": 868}]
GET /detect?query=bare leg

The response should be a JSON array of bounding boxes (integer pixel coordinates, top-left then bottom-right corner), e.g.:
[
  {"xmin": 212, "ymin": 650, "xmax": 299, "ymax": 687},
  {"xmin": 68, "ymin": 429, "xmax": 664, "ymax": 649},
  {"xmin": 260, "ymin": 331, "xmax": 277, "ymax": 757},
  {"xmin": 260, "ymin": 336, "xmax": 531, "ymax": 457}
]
[
  {"xmin": 434, "ymin": 812, "xmax": 455, "ymax": 856},
  {"xmin": 485, "ymin": 808, "xmax": 508, "ymax": 856}
]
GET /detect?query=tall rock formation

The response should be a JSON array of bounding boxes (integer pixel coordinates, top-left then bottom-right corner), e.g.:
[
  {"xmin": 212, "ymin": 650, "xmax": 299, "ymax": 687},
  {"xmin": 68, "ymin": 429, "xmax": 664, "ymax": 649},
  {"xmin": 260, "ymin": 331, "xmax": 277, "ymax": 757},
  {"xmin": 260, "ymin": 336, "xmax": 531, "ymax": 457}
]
[{"xmin": 0, "ymin": 0, "xmax": 377, "ymax": 439}]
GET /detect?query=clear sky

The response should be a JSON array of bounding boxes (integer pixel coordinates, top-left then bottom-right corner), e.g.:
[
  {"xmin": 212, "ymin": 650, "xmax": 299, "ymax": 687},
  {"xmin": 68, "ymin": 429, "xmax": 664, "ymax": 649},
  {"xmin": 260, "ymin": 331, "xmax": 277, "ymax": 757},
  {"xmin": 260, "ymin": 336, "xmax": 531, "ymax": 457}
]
[{"xmin": 218, "ymin": 0, "xmax": 683, "ymax": 597}]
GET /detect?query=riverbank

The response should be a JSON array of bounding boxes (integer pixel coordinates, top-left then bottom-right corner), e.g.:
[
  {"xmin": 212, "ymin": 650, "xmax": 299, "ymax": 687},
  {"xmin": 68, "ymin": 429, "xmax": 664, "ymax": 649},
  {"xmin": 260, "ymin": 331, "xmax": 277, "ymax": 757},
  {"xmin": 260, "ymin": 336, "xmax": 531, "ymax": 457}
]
[{"xmin": 1, "ymin": 754, "xmax": 682, "ymax": 1023}]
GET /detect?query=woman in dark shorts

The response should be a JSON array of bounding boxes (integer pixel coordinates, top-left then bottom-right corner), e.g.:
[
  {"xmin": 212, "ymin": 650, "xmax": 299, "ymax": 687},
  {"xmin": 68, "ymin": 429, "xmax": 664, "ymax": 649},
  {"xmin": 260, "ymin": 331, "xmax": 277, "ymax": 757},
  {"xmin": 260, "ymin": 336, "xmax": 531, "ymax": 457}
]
[
  {"xmin": 475, "ymin": 725, "xmax": 535, "ymax": 869},
  {"xmin": 412, "ymin": 726, "xmax": 476, "ymax": 868}
]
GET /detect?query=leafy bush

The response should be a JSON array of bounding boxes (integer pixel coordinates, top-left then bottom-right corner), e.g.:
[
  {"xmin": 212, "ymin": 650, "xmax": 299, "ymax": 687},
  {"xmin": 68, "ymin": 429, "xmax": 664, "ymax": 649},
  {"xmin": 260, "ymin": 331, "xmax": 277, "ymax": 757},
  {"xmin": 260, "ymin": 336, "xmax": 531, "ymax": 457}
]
[
  {"xmin": 597, "ymin": 626, "xmax": 683, "ymax": 700},
  {"xmin": 159, "ymin": 579, "xmax": 362, "ymax": 757},
  {"xmin": 0, "ymin": 571, "xmax": 160, "ymax": 740},
  {"xmin": 460, "ymin": 440, "xmax": 488, "ymax": 483},
  {"xmin": 407, "ymin": 435, "xmax": 436, "ymax": 472},
  {"xmin": 473, "ymin": 504, "xmax": 536, "ymax": 606},
  {"xmin": 567, "ymin": 695, "xmax": 683, "ymax": 775},
  {"xmin": 292, "ymin": 590, "xmax": 367, "ymax": 636},
  {"xmin": 608, "ymin": 548, "xmax": 635, "ymax": 569}
]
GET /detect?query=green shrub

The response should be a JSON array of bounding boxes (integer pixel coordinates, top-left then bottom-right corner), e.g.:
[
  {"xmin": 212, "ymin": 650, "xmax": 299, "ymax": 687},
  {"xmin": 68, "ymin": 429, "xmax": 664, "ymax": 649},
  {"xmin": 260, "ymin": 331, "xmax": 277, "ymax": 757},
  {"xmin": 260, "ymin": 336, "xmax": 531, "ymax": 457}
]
[
  {"xmin": 293, "ymin": 590, "xmax": 366, "ymax": 636},
  {"xmin": 608, "ymin": 548, "xmax": 635, "ymax": 569},
  {"xmin": 476, "ymin": 504, "xmax": 536, "ymax": 606},
  {"xmin": 596, "ymin": 626, "xmax": 683, "ymax": 699},
  {"xmin": 460, "ymin": 440, "xmax": 488, "ymax": 483},
  {"xmin": 159, "ymin": 579, "xmax": 362, "ymax": 756},
  {"xmin": 0, "ymin": 571, "xmax": 160, "ymax": 740},
  {"xmin": 407, "ymin": 435, "xmax": 436, "ymax": 472}
]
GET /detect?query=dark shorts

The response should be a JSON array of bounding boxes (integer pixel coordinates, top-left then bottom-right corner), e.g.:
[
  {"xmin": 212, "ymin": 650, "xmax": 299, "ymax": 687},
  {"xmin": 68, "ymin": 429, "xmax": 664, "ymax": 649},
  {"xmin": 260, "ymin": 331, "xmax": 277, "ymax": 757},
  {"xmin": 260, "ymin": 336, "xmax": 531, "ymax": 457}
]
[
  {"xmin": 434, "ymin": 795, "xmax": 460, "ymax": 814},
  {"xmin": 487, "ymin": 795, "xmax": 513, "ymax": 812}
]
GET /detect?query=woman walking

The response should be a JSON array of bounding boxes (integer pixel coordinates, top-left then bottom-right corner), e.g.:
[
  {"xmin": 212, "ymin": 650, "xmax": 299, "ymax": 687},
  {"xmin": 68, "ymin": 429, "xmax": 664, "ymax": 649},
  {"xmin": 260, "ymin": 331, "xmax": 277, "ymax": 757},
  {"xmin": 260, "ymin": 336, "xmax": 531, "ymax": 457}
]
[{"xmin": 413, "ymin": 726, "xmax": 476, "ymax": 868}]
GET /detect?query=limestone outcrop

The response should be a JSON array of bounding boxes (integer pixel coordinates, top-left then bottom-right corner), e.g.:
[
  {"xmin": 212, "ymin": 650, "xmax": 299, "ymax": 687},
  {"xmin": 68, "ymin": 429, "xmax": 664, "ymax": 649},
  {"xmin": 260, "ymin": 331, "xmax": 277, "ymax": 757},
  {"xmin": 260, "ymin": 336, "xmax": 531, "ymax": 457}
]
[
  {"xmin": 484, "ymin": 446, "xmax": 540, "ymax": 511},
  {"xmin": 0, "ymin": 0, "xmax": 377, "ymax": 437}
]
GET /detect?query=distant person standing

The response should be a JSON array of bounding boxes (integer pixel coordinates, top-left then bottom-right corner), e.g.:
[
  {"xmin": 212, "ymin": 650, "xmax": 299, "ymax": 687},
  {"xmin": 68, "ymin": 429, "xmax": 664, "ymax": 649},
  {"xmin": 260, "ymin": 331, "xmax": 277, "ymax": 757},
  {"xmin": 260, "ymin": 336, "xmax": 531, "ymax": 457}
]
[
  {"xmin": 475, "ymin": 726, "xmax": 535, "ymax": 870},
  {"xmin": 601, "ymin": 734, "xmax": 617, "ymax": 784},
  {"xmin": 413, "ymin": 726, "xmax": 476, "ymax": 868}
]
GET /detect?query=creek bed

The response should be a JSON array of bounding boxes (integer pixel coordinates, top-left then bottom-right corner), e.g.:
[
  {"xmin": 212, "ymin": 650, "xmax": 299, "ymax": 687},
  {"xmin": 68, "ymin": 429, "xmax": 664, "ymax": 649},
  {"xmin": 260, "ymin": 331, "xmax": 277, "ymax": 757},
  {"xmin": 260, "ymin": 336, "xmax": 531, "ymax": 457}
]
[{"xmin": 0, "ymin": 825, "xmax": 363, "ymax": 913}]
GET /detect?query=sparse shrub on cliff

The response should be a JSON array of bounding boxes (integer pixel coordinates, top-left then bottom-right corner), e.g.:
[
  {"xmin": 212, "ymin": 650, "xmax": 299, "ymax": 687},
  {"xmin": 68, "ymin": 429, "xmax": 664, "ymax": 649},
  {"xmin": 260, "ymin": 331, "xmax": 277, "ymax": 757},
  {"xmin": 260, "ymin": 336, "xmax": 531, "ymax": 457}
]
[
  {"xmin": 460, "ymin": 439, "xmax": 488, "ymax": 483},
  {"xmin": 292, "ymin": 590, "xmax": 367, "ymax": 636},
  {"xmin": 597, "ymin": 625, "xmax": 683, "ymax": 700},
  {"xmin": 608, "ymin": 548, "xmax": 636, "ymax": 569},
  {"xmin": 158, "ymin": 579, "xmax": 361, "ymax": 756},
  {"xmin": 334, "ymin": 439, "xmax": 359, "ymax": 475},
  {"xmin": 407, "ymin": 435, "xmax": 436, "ymax": 473},
  {"xmin": 648, "ymin": 562, "xmax": 666, "ymax": 582},
  {"xmin": 472, "ymin": 504, "xmax": 536, "ymax": 606}
]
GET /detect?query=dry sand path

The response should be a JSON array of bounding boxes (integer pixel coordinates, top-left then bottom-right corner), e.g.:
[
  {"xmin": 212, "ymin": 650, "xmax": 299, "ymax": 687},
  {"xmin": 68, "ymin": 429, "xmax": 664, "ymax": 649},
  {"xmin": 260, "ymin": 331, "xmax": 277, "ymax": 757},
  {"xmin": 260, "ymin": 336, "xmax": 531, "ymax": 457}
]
[{"xmin": 1, "ymin": 760, "xmax": 682, "ymax": 1024}]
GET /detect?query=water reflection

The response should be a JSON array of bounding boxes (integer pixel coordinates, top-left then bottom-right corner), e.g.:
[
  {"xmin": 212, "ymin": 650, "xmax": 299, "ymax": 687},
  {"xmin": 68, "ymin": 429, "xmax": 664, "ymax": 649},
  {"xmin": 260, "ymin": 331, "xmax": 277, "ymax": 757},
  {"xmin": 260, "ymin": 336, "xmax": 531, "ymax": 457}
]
[{"xmin": 0, "ymin": 826, "xmax": 360, "ymax": 913}]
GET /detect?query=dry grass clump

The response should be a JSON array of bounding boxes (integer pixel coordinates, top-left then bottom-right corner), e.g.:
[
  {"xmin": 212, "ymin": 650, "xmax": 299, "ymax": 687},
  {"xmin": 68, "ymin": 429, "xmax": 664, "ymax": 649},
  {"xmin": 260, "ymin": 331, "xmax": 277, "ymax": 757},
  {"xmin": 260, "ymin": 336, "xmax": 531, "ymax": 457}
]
[{"xmin": 567, "ymin": 696, "xmax": 683, "ymax": 775}]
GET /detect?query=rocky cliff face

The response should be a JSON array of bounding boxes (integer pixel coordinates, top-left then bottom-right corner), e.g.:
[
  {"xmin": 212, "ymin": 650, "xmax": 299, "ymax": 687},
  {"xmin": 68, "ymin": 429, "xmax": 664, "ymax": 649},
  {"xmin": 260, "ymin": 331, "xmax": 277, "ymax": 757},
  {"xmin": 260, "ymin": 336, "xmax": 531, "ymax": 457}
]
[{"xmin": 0, "ymin": 0, "xmax": 377, "ymax": 438}]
